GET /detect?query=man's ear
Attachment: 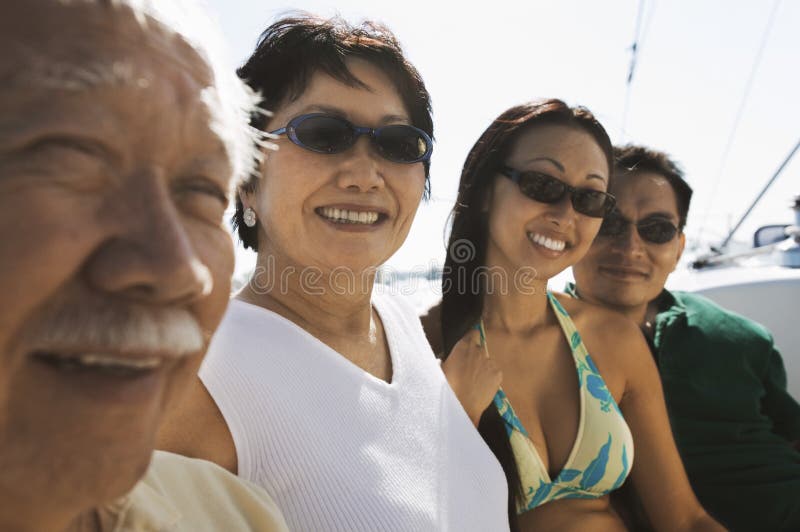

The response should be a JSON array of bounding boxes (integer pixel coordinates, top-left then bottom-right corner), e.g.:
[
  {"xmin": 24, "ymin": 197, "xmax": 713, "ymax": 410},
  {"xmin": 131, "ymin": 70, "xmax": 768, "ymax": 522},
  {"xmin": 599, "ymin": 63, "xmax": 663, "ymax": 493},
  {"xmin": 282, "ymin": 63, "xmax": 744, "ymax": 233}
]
[{"xmin": 672, "ymin": 231, "xmax": 686, "ymax": 272}]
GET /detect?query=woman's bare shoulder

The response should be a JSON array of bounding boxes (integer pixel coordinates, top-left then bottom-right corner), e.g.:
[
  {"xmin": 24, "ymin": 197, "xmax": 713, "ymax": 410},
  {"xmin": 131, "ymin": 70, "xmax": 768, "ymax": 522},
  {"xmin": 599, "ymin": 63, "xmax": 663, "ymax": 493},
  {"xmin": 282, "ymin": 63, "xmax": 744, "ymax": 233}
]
[
  {"xmin": 551, "ymin": 292, "xmax": 644, "ymax": 360},
  {"xmin": 157, "ymin": 376, "xmax": 238, "ymax": 474}
]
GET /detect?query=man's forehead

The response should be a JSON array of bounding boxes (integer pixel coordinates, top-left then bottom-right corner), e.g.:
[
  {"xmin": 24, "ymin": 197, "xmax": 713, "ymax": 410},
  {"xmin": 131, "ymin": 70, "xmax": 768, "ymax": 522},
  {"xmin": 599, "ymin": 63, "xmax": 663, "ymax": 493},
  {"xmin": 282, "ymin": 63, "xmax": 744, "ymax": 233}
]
[
  {"xmin": 2, "ymin": 53, "xmax": 153, "ymax": 93},
  {"xmin": 612, "ymin": 171, "xmax": 680, "ymax": 217},
  {"xmin": 0, "ymin": 0, "xmax": 259, "ymax": 187},
  {"xmin": 0, "ymin": 0, "xmax": 212, "ymax": 93}
]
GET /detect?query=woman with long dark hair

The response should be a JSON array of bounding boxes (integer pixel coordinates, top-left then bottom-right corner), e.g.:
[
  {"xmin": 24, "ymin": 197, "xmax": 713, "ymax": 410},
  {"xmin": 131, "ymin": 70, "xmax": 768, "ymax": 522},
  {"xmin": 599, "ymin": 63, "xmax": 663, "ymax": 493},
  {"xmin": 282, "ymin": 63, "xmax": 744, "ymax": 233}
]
[{"xmin": 424, "ymin": 99, "xmax": 724, "ymax": 531}]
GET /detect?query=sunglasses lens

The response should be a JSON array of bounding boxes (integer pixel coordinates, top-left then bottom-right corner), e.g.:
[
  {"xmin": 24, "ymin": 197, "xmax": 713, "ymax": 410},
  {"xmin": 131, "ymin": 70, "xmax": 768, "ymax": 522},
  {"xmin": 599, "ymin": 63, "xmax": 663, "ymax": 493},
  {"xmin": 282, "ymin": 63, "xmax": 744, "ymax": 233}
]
[
  {"xmin": 516, "ymin": 172, "xmax": 611, "ymax": 218},
  {"xmin": 639, "ymin": 220, "xmax": 678, "ymax": 244},
  {"xmin": 375, "ymin": 125, "xmax": 430, "ymax": 163},
  {"xmin": 518, "ymin": 173, "xmax": 566, "ymax": 203},
  {"xmin": 573, "ymin": 190, "xmax": 614, "ymax": 218},
  {"xmin": 293, "ymin": 115, "xmax": 354, "ymax": 154},
  {"xmin": 599, "ymin": 215, "xmax": 678, "ymax": 244}
]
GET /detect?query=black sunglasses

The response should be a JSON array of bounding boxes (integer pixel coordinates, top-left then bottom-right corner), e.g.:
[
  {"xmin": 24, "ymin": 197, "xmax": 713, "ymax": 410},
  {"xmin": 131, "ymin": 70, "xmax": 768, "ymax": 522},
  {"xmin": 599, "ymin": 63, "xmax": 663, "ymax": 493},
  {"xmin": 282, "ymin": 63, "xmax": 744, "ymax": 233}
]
[
  {"xmin": 599, "ymin": 212, "xmax": 680, "ymax": 244},
  {"xmin": 269, "ymin": 113, "xmax": 433, "ymax": 164},
  {"xmin": 499, "ymin": 166, "xmax": 616, "ymax": 218}
]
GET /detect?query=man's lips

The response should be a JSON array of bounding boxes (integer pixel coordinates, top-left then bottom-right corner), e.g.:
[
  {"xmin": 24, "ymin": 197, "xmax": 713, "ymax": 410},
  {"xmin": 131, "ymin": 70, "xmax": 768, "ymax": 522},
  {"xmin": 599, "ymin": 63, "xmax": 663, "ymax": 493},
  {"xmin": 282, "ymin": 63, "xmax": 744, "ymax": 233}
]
[
  {"xmin": 29, "ymin": 347, "xmax": 191, "ymax": 377},
  {"xmin": 598, "ymin": 265, "xmax": 650, "ymax": 280},
  {"xmin": 28, "ymin": 349, "xmax": 186, "ymax": 404}
]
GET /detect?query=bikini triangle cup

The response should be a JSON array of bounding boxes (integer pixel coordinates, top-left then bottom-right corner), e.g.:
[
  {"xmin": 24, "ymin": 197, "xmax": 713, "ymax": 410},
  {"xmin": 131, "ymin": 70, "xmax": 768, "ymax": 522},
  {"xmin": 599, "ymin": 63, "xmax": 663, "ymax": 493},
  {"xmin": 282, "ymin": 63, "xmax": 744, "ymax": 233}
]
[{"xmin": 478, "ymin": 292, "xmax": 634, "ymax": 513}]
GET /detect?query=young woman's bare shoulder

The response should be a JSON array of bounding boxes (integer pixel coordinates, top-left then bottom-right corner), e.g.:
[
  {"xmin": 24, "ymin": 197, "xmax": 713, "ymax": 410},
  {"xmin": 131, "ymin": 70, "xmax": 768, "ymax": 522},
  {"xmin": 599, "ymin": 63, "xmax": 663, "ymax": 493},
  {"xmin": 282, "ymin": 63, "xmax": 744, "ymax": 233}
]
[{"xmin": 551, "ymin": 292, "xmax": 643, "ymax": 361}]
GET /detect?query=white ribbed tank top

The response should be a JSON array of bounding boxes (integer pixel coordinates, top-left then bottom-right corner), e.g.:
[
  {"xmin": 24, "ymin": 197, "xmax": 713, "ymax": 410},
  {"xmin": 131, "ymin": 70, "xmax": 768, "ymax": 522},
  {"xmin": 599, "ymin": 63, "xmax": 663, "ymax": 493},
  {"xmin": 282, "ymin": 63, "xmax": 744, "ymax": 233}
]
[{"xmin": 200, "ymin": 292, "xmax": 509, "ymax": 532}]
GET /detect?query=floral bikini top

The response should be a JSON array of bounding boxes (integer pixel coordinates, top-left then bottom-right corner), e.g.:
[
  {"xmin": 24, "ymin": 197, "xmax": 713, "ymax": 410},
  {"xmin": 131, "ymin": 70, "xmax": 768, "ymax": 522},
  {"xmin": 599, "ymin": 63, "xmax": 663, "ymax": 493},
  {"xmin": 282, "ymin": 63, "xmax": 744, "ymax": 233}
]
[{"xmin": 486, "ymin": 292, "xmax": 634, "ymax": 514}]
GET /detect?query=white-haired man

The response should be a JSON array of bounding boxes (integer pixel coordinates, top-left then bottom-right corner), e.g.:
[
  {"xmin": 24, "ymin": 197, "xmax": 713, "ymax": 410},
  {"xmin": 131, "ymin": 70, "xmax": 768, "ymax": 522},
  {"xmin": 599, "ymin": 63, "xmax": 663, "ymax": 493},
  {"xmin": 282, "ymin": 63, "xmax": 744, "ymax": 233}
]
[{"xmin": 0, "ymin": 1, "xmax": 287, "ymax": 530}]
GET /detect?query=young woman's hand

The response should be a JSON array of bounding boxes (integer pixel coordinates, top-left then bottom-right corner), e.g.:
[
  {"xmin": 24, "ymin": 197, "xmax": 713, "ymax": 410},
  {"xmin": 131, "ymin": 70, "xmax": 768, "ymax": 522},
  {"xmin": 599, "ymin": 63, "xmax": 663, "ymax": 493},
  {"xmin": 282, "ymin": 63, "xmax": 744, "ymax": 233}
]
[{"xmin": 442, "ymin": 328, "xmax": 502, "ymax": 426}]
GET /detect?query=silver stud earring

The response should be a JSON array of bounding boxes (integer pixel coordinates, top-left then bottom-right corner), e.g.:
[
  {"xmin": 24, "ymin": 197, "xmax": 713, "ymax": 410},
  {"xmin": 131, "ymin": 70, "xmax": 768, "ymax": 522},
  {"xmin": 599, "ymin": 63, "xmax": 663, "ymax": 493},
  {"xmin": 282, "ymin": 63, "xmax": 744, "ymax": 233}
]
[{"xmin": 243, "ymin": 207, "xmax": 257, "ymax": 228}]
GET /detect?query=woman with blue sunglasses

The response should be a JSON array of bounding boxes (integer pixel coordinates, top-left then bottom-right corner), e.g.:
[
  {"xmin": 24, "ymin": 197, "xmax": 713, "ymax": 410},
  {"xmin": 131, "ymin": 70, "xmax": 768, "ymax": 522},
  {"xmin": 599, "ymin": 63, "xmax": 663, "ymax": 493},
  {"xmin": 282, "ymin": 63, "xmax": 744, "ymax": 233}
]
[
  {"xmin": 422, "ymin": 99, "xmax": 724, "ymax": 531},
  {"xmin": 159, "ymin": 14, "xmax": 509, "ymax": 532}
]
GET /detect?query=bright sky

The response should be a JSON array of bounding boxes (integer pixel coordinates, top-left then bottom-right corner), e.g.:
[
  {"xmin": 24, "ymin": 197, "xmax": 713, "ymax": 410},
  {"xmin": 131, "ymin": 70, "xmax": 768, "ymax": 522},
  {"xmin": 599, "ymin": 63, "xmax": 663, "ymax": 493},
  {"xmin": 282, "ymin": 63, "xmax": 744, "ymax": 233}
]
[{"xmin": 206, "ymin": 0, "xmax": 800, "ymax": 278}]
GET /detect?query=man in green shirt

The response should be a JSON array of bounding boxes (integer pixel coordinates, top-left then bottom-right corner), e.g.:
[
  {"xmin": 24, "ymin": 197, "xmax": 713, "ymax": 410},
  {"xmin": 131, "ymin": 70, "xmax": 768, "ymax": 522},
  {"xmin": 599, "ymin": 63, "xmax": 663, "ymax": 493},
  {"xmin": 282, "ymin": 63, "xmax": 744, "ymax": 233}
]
[{"xmin": 570, "ymin": 144, "xmax": 800, "ymax": 531}]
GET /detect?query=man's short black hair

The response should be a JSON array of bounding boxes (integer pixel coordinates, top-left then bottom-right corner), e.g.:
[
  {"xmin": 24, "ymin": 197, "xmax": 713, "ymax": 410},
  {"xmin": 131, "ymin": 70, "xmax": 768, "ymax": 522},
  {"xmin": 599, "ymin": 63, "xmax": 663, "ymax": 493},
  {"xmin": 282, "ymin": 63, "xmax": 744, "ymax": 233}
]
[{"xmin": 613, "ymin": 144, "xmax": 693, "ymax": 229}]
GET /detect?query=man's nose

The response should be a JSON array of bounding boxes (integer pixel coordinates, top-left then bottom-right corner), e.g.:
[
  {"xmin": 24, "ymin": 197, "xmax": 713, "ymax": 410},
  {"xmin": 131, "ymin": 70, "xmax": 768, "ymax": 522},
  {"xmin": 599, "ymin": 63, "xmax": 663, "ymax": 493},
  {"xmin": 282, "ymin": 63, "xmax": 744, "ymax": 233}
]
[
  {"xmin": 610, "ymin": 222, "xmax": 646, "ymax": 256},
  {"xmin": 85, "ymin": 167, "xmax": 213, "ymax": 304}
]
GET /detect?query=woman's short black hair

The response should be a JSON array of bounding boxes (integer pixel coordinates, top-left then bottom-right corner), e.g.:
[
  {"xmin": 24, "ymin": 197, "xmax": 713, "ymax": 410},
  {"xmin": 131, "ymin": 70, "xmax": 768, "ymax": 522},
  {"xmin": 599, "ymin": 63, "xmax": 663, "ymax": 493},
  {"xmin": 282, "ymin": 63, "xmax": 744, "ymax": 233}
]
[{"xmin": 233, "ymin": 13, "xmax": 434, "ymax": 250}]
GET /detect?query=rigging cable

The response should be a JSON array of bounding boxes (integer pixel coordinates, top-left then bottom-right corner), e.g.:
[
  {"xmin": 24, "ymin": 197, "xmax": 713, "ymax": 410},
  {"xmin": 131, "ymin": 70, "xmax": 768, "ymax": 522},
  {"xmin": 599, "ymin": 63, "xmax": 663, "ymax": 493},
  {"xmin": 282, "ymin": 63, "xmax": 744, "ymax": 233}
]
[
  {"xmin": 718, "ymin": 136, "xmax": 800, "ymax": 251},
  {"xmin": 620, "ymin": 0, "xmax": 648, "ymax": 139},
  {"xmin": 696, "ymin": 0, "xmax": 782, "ymax": 243}
]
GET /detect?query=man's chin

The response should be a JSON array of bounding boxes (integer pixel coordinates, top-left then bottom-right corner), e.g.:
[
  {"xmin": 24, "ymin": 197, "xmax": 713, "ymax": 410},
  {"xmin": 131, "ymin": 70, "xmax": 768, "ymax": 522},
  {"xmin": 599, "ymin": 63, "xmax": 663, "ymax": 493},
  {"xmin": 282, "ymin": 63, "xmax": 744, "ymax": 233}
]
[
  {"xmin": 590, "ymin": 286, "xmax": 650, "ymax": 311},
  {"xmin": 1, "ymin": 357, "xmax": 182, "ymax": 496},
  {"xmin": 0, "ymin": 419, "xmax": 159, "ymax": 523},
  {"xmin": 78, "ymin": 443, "xmax": 156, "ymax": 505}
]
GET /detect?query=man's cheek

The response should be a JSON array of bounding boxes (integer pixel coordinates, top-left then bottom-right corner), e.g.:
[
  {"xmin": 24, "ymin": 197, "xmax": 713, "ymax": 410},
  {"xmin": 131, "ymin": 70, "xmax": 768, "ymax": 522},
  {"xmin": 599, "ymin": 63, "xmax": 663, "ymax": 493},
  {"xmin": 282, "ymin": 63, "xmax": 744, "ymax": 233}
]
[{"xmin": 192, "ymin": 229, "xmax": 234, "ymax": 329}]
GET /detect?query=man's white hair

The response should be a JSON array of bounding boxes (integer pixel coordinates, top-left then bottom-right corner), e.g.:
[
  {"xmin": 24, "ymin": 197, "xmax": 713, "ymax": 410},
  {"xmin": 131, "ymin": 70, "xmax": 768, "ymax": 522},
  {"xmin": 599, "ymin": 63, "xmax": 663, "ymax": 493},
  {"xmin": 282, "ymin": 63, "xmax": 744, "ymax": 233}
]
[{"xmin": 79, "ymin": 0, "xmax": 268, "ymax": 189}]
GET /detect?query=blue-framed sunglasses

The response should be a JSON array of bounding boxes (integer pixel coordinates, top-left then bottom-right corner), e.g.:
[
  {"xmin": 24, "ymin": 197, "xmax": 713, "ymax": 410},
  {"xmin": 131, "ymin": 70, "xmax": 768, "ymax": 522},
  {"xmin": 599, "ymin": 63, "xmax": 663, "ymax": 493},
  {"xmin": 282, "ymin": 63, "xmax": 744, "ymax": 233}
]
[
  {"xmin": 269, "ymin": 113, "xmax": 433, "ymax": 164},
  {"xmin": 499, "ymin": 165, "xmax": 616, "ymax": 218}
]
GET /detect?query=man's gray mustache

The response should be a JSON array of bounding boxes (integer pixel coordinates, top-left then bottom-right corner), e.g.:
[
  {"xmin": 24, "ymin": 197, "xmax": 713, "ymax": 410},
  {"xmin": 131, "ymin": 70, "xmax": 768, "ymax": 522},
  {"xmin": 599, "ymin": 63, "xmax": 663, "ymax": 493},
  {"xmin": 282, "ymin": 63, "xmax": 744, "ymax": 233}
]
[{"xmin": 24, "ymin": 293, "xmax": 205, "ymax": 358}]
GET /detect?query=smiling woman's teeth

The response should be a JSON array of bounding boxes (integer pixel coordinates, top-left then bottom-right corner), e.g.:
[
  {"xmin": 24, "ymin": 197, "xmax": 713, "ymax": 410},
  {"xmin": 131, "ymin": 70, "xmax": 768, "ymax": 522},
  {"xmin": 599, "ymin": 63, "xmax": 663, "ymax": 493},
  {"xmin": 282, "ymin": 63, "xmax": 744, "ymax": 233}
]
[
  {"xmin": 319, "ymin": 207, "xmax": 379, "ymax": 225},
  {"xmin": 528, "ymin": 232, "xmax": 566, "ymax": 252}
]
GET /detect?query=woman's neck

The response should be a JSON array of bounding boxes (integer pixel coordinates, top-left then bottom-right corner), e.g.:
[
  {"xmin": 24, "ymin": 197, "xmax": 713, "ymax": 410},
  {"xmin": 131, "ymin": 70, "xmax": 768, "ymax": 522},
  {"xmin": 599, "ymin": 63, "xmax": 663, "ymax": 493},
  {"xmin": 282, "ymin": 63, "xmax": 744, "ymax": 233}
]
[
  {"xmin": 238, "ymin": 251, "xmax": 376, "ymax": 339},
  {"xmin": 481, "ymin": 274, "xmax": 550, "ymax": 334}
]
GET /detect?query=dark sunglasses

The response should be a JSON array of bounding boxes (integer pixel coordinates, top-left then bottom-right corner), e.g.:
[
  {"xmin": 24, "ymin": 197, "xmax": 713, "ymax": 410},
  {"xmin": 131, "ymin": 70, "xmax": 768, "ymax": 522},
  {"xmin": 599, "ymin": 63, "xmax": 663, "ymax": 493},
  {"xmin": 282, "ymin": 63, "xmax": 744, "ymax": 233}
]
[
  {"xmin": 499, "ymin": 166, "xmax": 616, "ymax": 218},
  {"xmin": 598, "ymin": 212, "xmax": 680, "ymax": 244},
  {"xmin": 269, "ymin": 113, "xmax": 433, "ymax": 164}
]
